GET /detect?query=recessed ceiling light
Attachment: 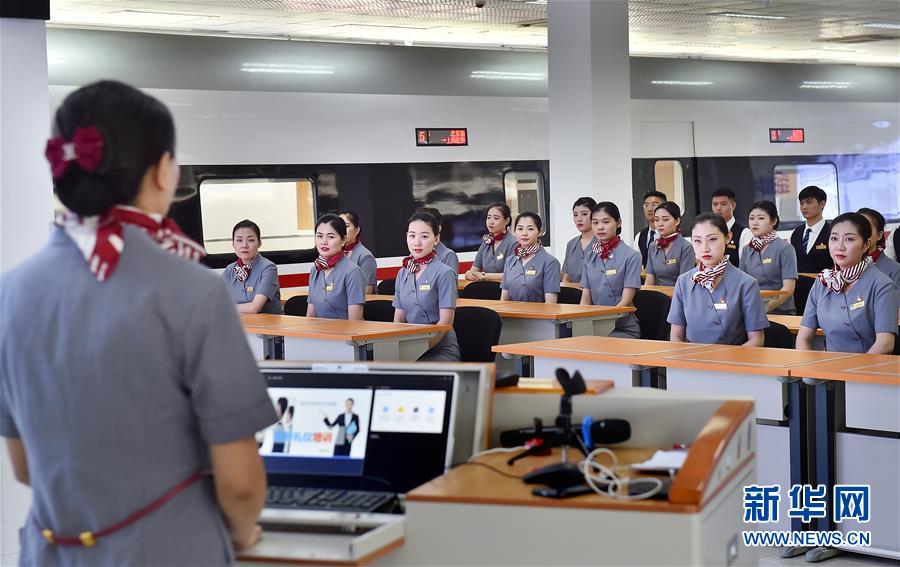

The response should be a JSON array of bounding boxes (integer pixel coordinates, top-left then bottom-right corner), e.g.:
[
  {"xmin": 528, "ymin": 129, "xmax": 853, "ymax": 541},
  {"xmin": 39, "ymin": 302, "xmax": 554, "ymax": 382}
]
[
  {"xmin": 861, "ymin": 22, "xmax": 900, "ymax": 30},
  {"xmin": 470, "ymin": 70, "xmax": 545, "ymax": 81},
  {"xmin": 240, "ymin": 63, "xmax": 335, "ymax": 75},
  {"xmin": 651, "ymin": 80, "xmax": 714, "ymax": 86},
  {"xmin": 799, "ymin": 81, "xmax": 852, "ymax": 89},
  {"xmin": 720, "ymin": 13, "xmax": 787, "ymax": 20},
  {"xmin": 525, "ymin": 0, "xmax": 547, "ymax": 4},
  {"xmin": 872, "ymin": 121, "xmax": 891, "ymax": 128}
]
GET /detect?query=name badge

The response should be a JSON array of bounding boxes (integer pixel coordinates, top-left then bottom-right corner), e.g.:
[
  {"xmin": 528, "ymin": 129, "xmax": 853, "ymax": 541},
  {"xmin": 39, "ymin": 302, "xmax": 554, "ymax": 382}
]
[
  {"xmin": 605, "ymin": 269, "xmax": 617, "ymax": 276},
  {"xmin": 815, "ymin": 243, "xmax": 827, "ymax": 250},
  {"xmin": 849, "ymin": 300, "xmax": 865, "ymax": 310},
  {"xmin": 714, "ymin": 302, "xmax": 728, "ymax": 310},
  {"xmin": 762, "ymin": 258, "xmax": 773, "ymax": 265},
  {"xmin": 726, "ymin": 243, "xmax": 736, "ymax": 249},
  {"xmin": 326, "ymin": 283, "xmax": 334, "ymax": 292},
  {"xmin": 419, "ymin": 284, "xmax": 431, "ymax": 291},
  {"xmin": 245, "ymin": 286, "xmax": 254, "ymax": 293},
  {"xmin": 525, "ymin": 267, "xmax": 537, "ymax": 276},
  {"xmin": 496, "ymin": 253, "xmax": 504, "ymax": 261},
  {"xmin": 665, "ymin": 258, "xmax": 678, "ymax": 265}
]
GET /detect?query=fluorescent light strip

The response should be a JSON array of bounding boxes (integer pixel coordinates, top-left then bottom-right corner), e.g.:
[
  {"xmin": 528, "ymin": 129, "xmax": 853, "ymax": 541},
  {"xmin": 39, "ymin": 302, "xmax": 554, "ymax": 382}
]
[
  {"xmin": 651, "ymin": 80, "xmax": 713, "ymax": 86},
  {"xmin": 799, "ymin": 81, "xmax": 852, "ymax": 89},
  {"xmin": 861, "ymin": 22, "xmax": 900, "ymax": 30},
  {"xmin": 241, "ymin": 63, "xmax": 335, "ymax": 75},
  {"xmin": 720, "ymin": 12, "xmax": 787, "ymax": 20},
  {"xmin": 470, "ymin": 71, "xmax": 545, "ymax": 81}
]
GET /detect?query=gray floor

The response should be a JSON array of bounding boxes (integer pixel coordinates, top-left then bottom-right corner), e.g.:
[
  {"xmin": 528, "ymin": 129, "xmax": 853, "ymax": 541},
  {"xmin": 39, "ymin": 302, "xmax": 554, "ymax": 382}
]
[{"xmin": 759, "ymin": 547, "xmax": 898, "ymax": 567}]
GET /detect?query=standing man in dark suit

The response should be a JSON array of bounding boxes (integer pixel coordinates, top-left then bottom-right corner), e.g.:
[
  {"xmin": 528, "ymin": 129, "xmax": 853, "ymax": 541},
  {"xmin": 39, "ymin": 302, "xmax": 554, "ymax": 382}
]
[
  {"xmin": 322, "ymin": 398, "xmax": 361, "ymax": 456},
  {"xmin": 711, "ymin": 188, "xmax": 751, "ymax": 268},
  {"xmin": 790, "ymin": 186, "xmax": 832, "ymax": 274},
  {"xmin": 634, "ymin": 190, "xmax": 667, "ymax": 267}
]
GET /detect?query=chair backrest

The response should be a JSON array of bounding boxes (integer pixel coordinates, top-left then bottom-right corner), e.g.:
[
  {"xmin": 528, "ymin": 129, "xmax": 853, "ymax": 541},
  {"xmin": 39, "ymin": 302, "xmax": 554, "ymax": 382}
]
[
  {"xmin": 283, "ymin": 296, "xmax": 308, "ymax": 317},
  {"xmin": 794, "ymin": 276, "xmax": 815, "ymax": 316},
  {"xmin": 376, "ymin": 278, "xmax": 396, "ymax": 295},
  {"xmin": 894, "ymin": 327, "xmax": 900, "ymax": 356},
  {"xmin": 764, "ymin": 321, "xmax": 795, "ymax": 349},
  {"xmin": 632, "ymin": 289, "xmax": 671, "ymax": 341},
  {"xmin": 557, "ymin": 286, "xmax": 582, "ymax": 305},
  {"xmin": 453, "ymin": 306, "xmax": 503, "ymax": 363},
  {"xmin": 364, "ymin": 299, "xmax": 395, "ymax": 322},
  {"xmin": 460, "ymin": 281, "xmax": 502, "ymax": 300}
]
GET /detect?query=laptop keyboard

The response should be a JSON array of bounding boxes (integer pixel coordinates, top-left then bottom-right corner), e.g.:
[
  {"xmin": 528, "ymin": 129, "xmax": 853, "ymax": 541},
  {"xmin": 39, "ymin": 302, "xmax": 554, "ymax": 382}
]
[{"xmin": 266, "ymin": 486, "xmax": 396, "ymax": 513}]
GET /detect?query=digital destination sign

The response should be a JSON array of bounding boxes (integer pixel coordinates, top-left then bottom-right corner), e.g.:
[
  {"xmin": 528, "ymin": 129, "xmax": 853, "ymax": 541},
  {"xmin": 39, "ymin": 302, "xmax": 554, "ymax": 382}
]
[
  {"xmin": 416, "ymin": 128, "xmax": 468, "ymax": 146},
  {"xmin": 769, "ymin": 128, "xmax": 805, "ymax": 143}
]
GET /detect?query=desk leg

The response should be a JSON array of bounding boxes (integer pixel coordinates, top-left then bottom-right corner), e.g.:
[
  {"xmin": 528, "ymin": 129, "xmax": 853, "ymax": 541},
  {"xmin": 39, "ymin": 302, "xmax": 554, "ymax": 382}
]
[
  {"xmin": 515, "ymin": 355, "xmax": 532, "ymax": 378},
  {"xmin": 557, "ymin": 322, "xmax": 573, "ymax": 339},
  {"xmin": 812, "ymin": 381, "xmax": 835, "ymax": 533},
  {"xmin": 356, "ymin": 343, "xmax": 374, "ymax": 361},
  {"xmin": 787, "ymin": 380, "xmax": 811, "ymax": 534}
]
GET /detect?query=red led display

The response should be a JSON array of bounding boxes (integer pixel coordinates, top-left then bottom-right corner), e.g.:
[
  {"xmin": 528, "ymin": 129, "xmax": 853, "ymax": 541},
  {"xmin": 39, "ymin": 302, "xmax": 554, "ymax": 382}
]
[
  {"xmin": 769, "ymin": 128, "xmax": 805, "ymax": 143},
  {"xmin": 416, "ymin": 128, "xmax": 468, "ymax": 146}
]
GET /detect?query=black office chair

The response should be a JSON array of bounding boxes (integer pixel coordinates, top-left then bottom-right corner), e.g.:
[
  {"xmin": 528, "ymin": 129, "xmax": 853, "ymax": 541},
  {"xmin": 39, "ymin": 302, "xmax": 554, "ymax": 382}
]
[
  {"xmin": 557, "ymin": 286, "xmax": 582, "ymax": 305},
  {"xmin": 376, "ymin": 278, "xmax": 395, "ymax": 296},
  {"xmin": 633, "ymin": 289, "xmax": 671, "ymax": 341},
  {"xmin": 453, "ymin": 306, "xmax": 503, "ymax": 363},
  {"xmin": 283, "ymin": 295, "xmax": 308, "ymax": 317},
  {"xmin": 460, "ymin": 281, "xmax": 501, "ymax": 300},
  {"xmin": 794, "ymin": 275, "xmax": 815, "ymax": 316},
  {"xmin": 764, "ymin": 321, "xmax": 795, "ymax": 349},
  {"xmin": 364, "ymin": 299, "xmax": 395, "ymax": 322},
  {"xmin": 894, "ymin": 327, "xmax": 900, "ymax": 355}
]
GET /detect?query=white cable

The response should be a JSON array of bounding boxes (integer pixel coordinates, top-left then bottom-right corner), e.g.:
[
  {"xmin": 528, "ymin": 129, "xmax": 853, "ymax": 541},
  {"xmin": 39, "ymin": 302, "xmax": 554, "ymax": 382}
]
[
  {"xmin": 579, "ymin": 447, "xmax": 664, "ymax": 501},
  {"xmin": 468, "ymin": 446, "xmax": 526, "ymax": 460}
]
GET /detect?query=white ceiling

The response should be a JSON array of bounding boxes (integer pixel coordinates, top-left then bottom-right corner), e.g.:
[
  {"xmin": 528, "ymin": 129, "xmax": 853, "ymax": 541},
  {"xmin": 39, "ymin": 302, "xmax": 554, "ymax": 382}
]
[{"xmin": 49, "ymin": 0, "xmax": 900, "ymax": 66}]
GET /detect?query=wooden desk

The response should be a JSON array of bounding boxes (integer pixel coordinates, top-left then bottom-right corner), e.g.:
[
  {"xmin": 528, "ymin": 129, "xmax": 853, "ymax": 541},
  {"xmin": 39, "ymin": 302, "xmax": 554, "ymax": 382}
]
[
  {"xmin": 241, "ymin": 313, "xmax": 450, "ymax": 362},
  {"xmin": 457, "ymin": 279, "xmax": 582, "ymax": 290},
  {"xmin": 641, "ymin": 285, "xmax": 787, "ymax": 303},
  {"xmin": 497, "ymin": 377, "xmax": 615, "ymax": 396},
  {"xmin": 280, "ymin": 287, "xmax": 309, "ymax": 304}
]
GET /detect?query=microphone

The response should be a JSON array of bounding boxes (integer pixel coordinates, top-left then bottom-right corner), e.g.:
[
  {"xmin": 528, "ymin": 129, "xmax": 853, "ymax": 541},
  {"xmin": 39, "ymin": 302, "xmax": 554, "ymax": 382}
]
[{"xmin": 499, "ymin": 418, "xmax": 630, "ymax": 448}]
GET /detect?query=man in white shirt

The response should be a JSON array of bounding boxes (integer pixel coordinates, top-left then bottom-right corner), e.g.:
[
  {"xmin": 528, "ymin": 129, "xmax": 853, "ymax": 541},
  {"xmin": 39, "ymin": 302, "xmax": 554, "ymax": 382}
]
[
  {"xmin": 634, "ymin": 190, "xmax": 667, "ymax": 267},
  {"xmin": 789, "ymin": 186, "xmax": 832, "ymax": 274},
  {"xmin": 711, "ymin": 188, "xmax": 752, "ymax": 267}
]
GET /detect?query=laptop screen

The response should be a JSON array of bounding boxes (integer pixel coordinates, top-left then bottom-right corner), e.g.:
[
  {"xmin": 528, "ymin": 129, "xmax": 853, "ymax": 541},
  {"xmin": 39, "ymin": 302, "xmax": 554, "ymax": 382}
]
[{"xmin": 258, "ymin": 369, "xmax": 457, "ymax": 494}]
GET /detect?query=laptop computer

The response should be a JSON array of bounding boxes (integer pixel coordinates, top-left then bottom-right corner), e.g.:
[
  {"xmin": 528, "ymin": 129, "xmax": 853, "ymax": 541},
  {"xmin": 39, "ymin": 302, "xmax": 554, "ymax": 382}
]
[{"xmin": 256, "ymin": 365, "xmax": 458, "ymax": 517}]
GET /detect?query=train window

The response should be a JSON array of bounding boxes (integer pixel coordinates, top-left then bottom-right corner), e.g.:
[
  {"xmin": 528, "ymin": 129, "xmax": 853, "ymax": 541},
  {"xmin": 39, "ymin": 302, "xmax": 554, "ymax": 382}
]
[
  {"xmin": 199, "ymin": 178, "xmax": 316, "ymax": 255},
  {"xmin": 773, "ymin": 164, "xmax": 840, "ymax": 223},
  {"xmin": 503, "ymin": 171, "xmax": 546, "ymax": 225},
  {"xmin": 653, "ymin": 160, "xmax": 685, "ymax": 208}
]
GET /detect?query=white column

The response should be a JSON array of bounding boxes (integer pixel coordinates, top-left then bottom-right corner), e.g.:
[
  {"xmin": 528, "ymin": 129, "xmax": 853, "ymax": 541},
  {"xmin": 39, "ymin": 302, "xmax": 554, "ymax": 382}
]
[
  {"xmin": 548, "ymin": 0, "xmax": 633, "ymax": 256},
  {"xmin": 0, "ymin": 17, "xmax": 52, "ymax": 560}
]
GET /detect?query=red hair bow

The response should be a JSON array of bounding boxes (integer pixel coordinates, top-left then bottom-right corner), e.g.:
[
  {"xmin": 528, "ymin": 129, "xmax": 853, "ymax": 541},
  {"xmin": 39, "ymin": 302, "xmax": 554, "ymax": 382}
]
[{"xmin": 45, "ymin": 126, "xmax": 104, "ymax": 178}]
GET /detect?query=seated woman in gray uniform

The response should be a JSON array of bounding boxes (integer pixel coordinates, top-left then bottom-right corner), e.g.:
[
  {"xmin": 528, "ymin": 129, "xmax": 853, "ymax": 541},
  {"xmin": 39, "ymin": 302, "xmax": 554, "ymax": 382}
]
[
  {"xmin": 668, "ymin": 213, "xmax": 769, "ymax": 346},
  {"xmin": 465, "ymin": 202, "xmax": 518, "ymax": 283},
  {"xmin": 393, "ymin": 211, "xmax": 461, "ymax": 361},
  {"xmin": 419, "ymin": 206, "xmax": 459, "ymax": 274},
  {"xmin": 223, "ymin": 219, "xmax": 283, "ymax": 314},
  {"xmin": 340, "ymin": 210, "xmax": 377, "ymax": 294},
  {"xmin": 561, "ymin": 196, "xmax": 597, "ymax": 284},
  {"xmin": 306, "ymin": 213, "xmax": 366, "ymax": 320},
  {"xmin": 740, "ymin": 200, "xmax": 798, "ymax": 315},
  {"xmin": 500, "ymin": 212, "xmax": 561, "ymax": 303},
  {"xmin": 797, "ymin": 212, "xmax": 897, "ymax": 355},
  {"xmin": 0, "ymin": 81, "xmax": 275, "ymax": 565},
  {"xmin": 643, "ymin": 201, "xmax": 695, "ymax": 287},
  {"xmin": 858, "ymin": 207, "xmax": 900, "ymax": 293},
  {"xmin": 579, "ymin": 202, "xmax": 642, "ymax": 338}
]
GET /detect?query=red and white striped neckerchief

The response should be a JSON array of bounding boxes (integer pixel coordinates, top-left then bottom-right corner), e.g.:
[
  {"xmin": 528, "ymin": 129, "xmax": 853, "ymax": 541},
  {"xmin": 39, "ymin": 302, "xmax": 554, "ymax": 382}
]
[
  {"xmin": 482, "ymin": 230, "xmax": 507, "ymax": 246},
  {"xmin": 342, "ymin": 237, "xmax": 362, "ymax": 256},
  {"xmin": 57, "ymin": 205, "xmax": 205, "ymax": 282},
  {"xmin": 692, "ymin": 258, "xmax": 729, "ymax": 291},
  {"xmin": 514, "ymin": 243, "xmax": 541, "ymax": 259},
  {"xmin": 315, "ymin": 253, "xmax": 342, "ymax": 272},
  {"xmin": 818, "ymin": 257, "xmax": 872, "ymax": 293},
  {"xmin": 749, "ymin": 231, "xmax": 779, "ymax": 252},
  {"xmin": 870, "ymin": 246, "xmax": 884, "ymax": 263},
  {"xmin": 234, "ymin": 257, "xmax": 253, "ymax": 282},
  {"xmin": 402, "ymin": 250, "xmax": 436, "ymax": 273},
  {"xmin": 655, "ymin": 233, "xmax": 678, "ymax": 250},
  {"xmin": 592, "ymin": 236, "xmax": 621, "ymax": 260}
]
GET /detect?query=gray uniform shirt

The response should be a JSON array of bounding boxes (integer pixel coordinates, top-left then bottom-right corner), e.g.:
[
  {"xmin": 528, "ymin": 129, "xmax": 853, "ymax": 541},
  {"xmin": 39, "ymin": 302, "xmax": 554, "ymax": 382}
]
[
  {"xmin": 874, "ymin": 253, "xmax": 900, "ymax": 302},
  {"xmin": 645, "ymin": 235, "xmax": 696, "ymax": 287},
  {"xmin": 223, "ymin": 254, "xmax": 283, "ymax": 314},
  {"xmin": 472, "ymin": 232, "xmax": 517, "ymax": 274},
  {"xmin": 346, "ymin": 242, "xmax": 377, "ymax": 287},
  {"xmin": 393, "ymin": 260, "xmax": 460, "ymax": 361},
  {"xmin": 561, "ymin": 235, "xmax": 595, "ymax": 283},
  {"xmin": 307, "ymin": 257, "xmax": 366, "ymax": 319},
  {"xmin": 501, "ymin": 247, "xmax": 562, "ymax": 303},
  {"xmin": 740, "ymin": 237, "xmax": 798, "ymax": 315},
  {"xmin": 0, "ymin": 227, "xmax": 276, "ymax": 566},
  {"xmin": 580, "ymin": 242, "xmax": 642, "ymax": 338},
  {"xmin": 801, "ymin": 265, "xmax": 898, "ymax": 353},
  {"xmin": 435, "ymin": 241, "xmax": 460, "ymax": 275},
  {"xmin": 668, "ymin": 263, "xmax": 770, "ymax": 345}
]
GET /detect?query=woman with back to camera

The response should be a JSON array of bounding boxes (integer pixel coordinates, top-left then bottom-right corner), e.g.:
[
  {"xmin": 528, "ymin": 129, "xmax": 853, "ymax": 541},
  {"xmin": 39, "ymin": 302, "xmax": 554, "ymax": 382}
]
[
  {"xmin": 306, "ymin": 213, "xmax": 366, "ymax": 321},
  {"xmin": 668, "ymin": 213, "xmax": 769, "ymax": 346},
  {"xmin": 579, "ymin": 202, "xmax": 642, "ymax": 338},
  {"xmin": 500, "ymin": 212, "xmax": 561, "ymax": 303},
  {"xmin": 796, "ymin": 212, "xmax": 897, "ymax": 354},
  {"xmin": 339, "ymin": 210, "xmax": 377, "ymax": 294},
  {"xmin": 465, "ymin": 202, "xmax": 517, "ymax": 282},
  {"xmin": 739, "ymin": 200, "xmax": 798, "ymax": 314},
  {"xmin": 643, "ymin": 201, "xmax": 695, "ymax": 287},
  {"xmin": 561, "ymin": 197, "xmax": 597, "ymax": 284},
  {"xmin": 393, "ymin": 211, "xmax": 461, "ymax": 361},
  {"xmin": 223, "ymin": 219, "xmax": 283, "ymax": 314},
  {"xmin": 0, "ymin": 81, "xmax": 275, "ymax": 565}
]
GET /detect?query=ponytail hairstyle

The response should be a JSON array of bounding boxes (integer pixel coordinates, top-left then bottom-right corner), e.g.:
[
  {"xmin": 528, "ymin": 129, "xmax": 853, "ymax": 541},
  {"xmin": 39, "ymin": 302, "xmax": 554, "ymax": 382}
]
[
  {"xmin": 750, "ymin": 200, "xmax": 780, "ymax": 230},
  {"xmin": 486, "ymin": 202, "xmax": 512, "ymax": 230},
  {"xmin": 857, "ymin": 208, "xmax": 886, "ymax": 248},
  {"xmin": 50, "ymin": 80, "xmax": 175, "ymax": 216}
]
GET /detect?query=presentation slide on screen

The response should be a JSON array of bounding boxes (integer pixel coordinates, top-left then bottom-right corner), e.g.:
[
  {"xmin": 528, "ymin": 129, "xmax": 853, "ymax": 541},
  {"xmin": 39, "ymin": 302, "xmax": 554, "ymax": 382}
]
[
  {"xmin": 371, "ymin": 389, "xmax": 447, "ymax": 434},
  {"xmin": 258, "ymin": 388, "xmax": 372, "ymax": 459}
]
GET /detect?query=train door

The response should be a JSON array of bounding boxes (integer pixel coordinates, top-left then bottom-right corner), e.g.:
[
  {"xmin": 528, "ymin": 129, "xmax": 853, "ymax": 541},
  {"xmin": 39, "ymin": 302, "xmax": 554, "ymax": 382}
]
[
  {"xmin": 633, "ymin": 121, "xmax": 699, "ymax": 226},
  {"xmin": 504, "ymin": 169, "xmax": 547, "ymax": 225}
]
